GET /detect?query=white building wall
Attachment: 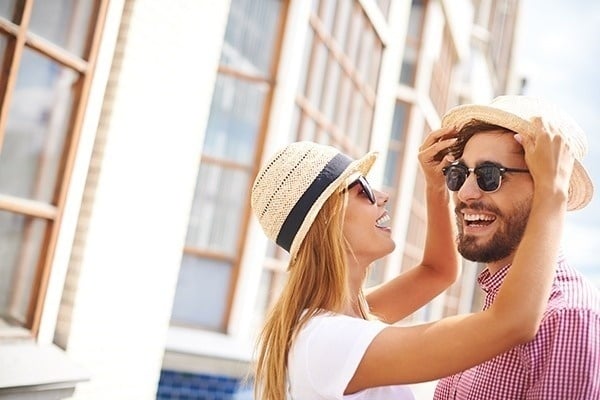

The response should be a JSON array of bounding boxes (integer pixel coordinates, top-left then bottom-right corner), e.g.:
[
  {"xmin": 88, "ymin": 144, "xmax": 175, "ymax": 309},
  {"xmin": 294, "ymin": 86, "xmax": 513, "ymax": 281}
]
[{"xmin": 56, "ymin": 1, "xmax": 232, "ymax": 399}]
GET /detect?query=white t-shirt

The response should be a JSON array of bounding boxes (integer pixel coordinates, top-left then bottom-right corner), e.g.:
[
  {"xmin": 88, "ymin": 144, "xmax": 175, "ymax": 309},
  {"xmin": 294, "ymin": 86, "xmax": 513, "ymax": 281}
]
[{"xmin": 288, "ymin": 312, "xmax": 415, "ymax": 400}]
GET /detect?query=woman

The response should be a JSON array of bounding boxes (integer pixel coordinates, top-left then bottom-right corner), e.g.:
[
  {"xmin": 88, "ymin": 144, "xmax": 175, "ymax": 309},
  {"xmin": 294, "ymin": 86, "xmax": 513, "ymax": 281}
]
[{"xmin": 250, "ymin": 124, "xmax": 572, "ymax": 399}]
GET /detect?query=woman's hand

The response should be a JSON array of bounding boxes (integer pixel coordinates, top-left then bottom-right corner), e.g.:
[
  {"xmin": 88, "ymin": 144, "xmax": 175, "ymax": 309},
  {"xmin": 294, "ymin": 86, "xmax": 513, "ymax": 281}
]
[
  {"xmin": 418, "ymin": 126, "xmax": 458, "ymax": 186},
  {"xmin": 517, "ymin": 117, "xmax": 574, "ymax": 204}
]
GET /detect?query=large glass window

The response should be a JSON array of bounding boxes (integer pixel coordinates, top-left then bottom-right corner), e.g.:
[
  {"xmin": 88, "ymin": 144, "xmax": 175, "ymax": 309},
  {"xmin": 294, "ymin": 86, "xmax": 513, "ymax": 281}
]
[
  {"xmin": 0, "ymin": 0, "xmax": 108, "ymax": 337},
  {"xmin": 170, "ymin": 0, "xmax": 285, "ymax": 332}
]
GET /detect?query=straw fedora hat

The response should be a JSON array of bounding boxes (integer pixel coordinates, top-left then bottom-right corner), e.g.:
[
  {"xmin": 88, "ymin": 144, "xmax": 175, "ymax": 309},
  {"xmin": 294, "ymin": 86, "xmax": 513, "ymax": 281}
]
[
  {"xmin": 442, "ymin": 95, "xmax": 594, "ymax": 211},
  {"xmin": 251, "ymin": 141, "xmax": 377, "ymax": 257}
]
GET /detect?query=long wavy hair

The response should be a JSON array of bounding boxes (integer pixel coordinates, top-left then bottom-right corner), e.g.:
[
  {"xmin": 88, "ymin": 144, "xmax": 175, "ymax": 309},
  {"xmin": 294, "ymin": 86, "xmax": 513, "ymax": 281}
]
[{"xmin": 253, "ymin": 188, "xmax": 369, "ymax": 400}]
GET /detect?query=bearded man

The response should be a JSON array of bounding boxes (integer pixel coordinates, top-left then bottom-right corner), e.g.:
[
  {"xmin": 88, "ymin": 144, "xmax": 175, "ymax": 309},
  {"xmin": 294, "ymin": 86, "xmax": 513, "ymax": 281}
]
[{"xmin": 434, "ymin": 96, "xmax": 600, "ymax": 400}]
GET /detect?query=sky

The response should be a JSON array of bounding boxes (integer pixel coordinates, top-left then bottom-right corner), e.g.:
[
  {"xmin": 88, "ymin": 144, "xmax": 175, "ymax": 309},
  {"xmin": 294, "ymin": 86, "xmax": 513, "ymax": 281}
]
[{"xmin": 514, "ymin": 0, "xmax": 600, "ymax": 286}]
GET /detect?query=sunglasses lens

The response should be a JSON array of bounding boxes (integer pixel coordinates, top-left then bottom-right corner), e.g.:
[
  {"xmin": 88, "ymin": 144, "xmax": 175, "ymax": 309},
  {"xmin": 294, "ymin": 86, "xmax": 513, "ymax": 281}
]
[
  {"xmin": 444, "ymin": 165, "xmax": 467, "ymax": 191},
  {"xmin": 359, "ymin": 177, "xmax": 376, "ymax": 204},
  {"xmin": 349, "ymin": 176, "xmax": 376, "ymax": 204},
  {"xmin": 476, "ymin": 165, "xmax": 501, "ymax": 192}
]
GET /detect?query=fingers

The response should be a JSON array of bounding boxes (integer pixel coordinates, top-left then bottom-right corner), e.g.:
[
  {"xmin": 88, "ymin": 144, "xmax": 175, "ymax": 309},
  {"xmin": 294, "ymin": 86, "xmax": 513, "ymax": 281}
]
[
  {"xmin": 419, "ymin": 127, "xmax": 458, "ymax": 164},
  {"xmin": 524, "ymin": 116, "xmax": 574, "ymax": 199},
  {"xmin": 418, "ymin": 127, "xmax": 459, "ymax": 183},
  {"xmin": 420, "ymin": 126, "xmax": 457, "ymax": 150}
]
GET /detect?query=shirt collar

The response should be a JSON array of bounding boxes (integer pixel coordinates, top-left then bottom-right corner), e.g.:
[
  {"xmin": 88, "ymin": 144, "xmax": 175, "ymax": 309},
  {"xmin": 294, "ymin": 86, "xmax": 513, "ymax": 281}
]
[{"xmin": 477, "ymin": 249, "xmax": 567, "ymax": 294}]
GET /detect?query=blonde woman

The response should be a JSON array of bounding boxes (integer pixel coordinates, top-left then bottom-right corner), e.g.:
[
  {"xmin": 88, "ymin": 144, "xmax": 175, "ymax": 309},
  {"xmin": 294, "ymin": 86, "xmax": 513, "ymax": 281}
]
[{"xmin": 250, "ymin": 121, "xmax": 573, "ymax": 399}]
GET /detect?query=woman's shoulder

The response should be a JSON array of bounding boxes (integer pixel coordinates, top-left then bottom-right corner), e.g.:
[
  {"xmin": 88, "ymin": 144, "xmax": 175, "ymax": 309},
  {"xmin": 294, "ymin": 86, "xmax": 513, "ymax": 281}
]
[{"xmin": 302, "ymin": 311, "xmax": 388, "ymax": 333}]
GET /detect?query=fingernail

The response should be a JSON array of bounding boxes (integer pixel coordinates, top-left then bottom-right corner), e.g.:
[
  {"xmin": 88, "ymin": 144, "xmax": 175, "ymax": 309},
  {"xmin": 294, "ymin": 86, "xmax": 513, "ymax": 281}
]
[{"xmin": 514, "ymin": 134, "xmax": 523, "ymax": 144}]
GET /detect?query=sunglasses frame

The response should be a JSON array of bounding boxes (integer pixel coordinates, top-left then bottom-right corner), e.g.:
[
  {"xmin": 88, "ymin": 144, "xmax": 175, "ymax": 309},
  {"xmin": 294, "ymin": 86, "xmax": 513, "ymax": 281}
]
[
  {"xmin": 442, "ymin": 161, "xmax": 529, "ymax": 193},
  {"xmin": 348, "ymin": 176, "xmax": 376, "ymax": 204}
]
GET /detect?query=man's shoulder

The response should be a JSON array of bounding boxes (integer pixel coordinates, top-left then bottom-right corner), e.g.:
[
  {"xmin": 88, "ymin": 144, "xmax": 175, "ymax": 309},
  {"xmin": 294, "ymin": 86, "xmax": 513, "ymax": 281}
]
[{"xmin": 550, "ymin": 262, "xmax": 600, "ymax": 307}]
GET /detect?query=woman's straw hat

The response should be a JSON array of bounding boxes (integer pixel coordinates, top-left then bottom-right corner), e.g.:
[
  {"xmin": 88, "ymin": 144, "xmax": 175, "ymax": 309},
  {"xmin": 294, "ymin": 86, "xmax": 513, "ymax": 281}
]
[
  {"xmin": 442, "ymin": 95, "xmax": 594, "ymax": 211},
  {"xmin": 251, "ymin": 141, "xmax": 377, "ymax": 257}
]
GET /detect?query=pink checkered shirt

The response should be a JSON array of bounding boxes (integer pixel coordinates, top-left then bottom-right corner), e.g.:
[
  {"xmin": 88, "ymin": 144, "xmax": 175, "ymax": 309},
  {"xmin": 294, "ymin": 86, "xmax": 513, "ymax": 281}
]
[{"xmin": 434, "ymin": 253, "xmax": 600, "ymax": 400}]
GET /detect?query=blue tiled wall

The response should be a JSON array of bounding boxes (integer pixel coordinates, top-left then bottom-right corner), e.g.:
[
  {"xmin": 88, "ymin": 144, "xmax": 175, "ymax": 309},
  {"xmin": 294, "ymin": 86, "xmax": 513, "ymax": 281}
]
[{"xmin": 157, "ymin": 370, "xmax": 253, "ymax": 400}]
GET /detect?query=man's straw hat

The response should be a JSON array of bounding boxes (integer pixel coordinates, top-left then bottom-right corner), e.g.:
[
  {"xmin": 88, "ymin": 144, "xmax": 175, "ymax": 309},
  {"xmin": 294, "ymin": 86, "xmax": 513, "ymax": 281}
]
[
  {"xmin": 442, "ymin": 95, "xmax": 594, "ymax": 211},
  {"xmin": 251, "ymin": 141, "xmax": 377, "ymax": 257}
]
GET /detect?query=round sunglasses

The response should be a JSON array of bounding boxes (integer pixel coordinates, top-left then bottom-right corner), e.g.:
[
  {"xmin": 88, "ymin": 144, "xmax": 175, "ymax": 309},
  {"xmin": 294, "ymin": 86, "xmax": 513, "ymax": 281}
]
[
  {"xmin": 348, "ymin": 176, "xmax": 376, "ymax": 204},
  {"xmin": 442, "ymin": 161, "xmax": 529, "ymax": 193}
]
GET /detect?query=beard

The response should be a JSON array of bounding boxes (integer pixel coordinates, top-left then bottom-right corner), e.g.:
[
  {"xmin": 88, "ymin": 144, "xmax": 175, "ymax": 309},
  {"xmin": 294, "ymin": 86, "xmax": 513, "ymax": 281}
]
[{"xmin": 456, "ymin": 199, "xmax": 532, "ymax": 263}]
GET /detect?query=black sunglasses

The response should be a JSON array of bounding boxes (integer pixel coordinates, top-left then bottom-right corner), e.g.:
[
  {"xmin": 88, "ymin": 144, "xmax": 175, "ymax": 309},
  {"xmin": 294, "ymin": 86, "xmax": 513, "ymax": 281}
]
[
  {"xmin": 348, "ymin": 176, "xmax": 376, "ymax": 204},
  {"xmin": 442, "ymin": 161, "xmax": 529, "ymax": 193}
]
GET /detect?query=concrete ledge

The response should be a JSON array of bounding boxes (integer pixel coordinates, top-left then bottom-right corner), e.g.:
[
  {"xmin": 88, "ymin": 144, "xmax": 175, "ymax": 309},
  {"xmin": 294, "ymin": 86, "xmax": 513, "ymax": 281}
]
[{"xmin": 0, "ymin": 342, "xmax": 88, "ymax": 400}]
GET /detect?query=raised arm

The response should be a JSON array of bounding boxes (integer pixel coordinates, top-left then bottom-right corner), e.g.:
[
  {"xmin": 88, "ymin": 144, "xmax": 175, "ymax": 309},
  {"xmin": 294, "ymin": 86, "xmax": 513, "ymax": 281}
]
[
  {"xmin": 367, "ymin": 126, "xmax": 460, "ymax": 322},
  {"xmin": 349, "ymin": 118, "xmax": 574, "ymax": 392}
]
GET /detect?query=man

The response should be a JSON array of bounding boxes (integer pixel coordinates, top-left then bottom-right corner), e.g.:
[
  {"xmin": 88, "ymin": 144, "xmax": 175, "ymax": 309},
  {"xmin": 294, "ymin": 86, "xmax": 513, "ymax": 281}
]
[{"xmin": 434, "ymin": 96, "xmax": 600, "ymax": 400}]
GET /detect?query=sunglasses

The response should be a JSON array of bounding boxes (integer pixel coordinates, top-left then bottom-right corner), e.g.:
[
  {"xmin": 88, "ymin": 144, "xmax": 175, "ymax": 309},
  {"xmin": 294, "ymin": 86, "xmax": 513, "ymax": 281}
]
[
  {"xmin": 348, "ymin": 176, "xmax": 376, "ymax": 204},
  {"xmin": 442, "ymin": 161, "xmax": 529, "ymax": 193}
]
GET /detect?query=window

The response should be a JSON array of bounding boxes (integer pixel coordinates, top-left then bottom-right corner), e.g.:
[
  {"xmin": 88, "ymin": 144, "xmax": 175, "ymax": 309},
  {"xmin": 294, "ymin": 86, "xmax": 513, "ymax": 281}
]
[
  {"xmin": 170, "ymin": 0, "xmax": 285, "ymax": 332},
  {"xmin": 400, "ymin": 0, "xmax": 426, "ymax": 86},
  {"xmin": 256, "ymin": 0, "xmax": 386, "ymax": 319},
  {"xmin": 488, "ymin": 0, "xmax": 518, "ymax": 91},
  {"xmin": 0, "ymin": 0, "xmax": 108, "ymax": 337},
  {"xmin": 295, "ymin": 0, "xmax": 382, "ymax": 156},
  {"xmin": 430, "ymin": 26, "xmax": 457, "ymax": 115}
]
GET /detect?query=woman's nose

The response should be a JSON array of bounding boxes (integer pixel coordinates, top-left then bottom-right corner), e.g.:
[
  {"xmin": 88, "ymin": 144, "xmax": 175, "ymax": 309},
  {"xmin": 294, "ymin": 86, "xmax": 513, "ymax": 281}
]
[{"xmin": 375, "ymin": 190, "xmax": 389, "ymax": 206}]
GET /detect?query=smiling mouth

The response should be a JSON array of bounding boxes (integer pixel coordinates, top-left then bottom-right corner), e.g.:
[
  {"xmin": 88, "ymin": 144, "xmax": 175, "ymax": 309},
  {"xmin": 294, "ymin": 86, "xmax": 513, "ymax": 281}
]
[
  {"xmin": 463, "ymin": 213, "xmax": 496, "ymax": 227},
  {"xmin": 376, "ymin": 213, "xmax": 390, "ymax": 228}
]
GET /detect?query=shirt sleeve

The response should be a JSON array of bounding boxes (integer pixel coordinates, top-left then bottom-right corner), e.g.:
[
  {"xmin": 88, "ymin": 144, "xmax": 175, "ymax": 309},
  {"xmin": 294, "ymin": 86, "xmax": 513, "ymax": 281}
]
[
  {"xmin": 525, "ymin": 309, "xmax": 600, "ymax": 400},
  {"xmin": 302, "ymin": 315, "xmax": 388, "ymax": 398}
]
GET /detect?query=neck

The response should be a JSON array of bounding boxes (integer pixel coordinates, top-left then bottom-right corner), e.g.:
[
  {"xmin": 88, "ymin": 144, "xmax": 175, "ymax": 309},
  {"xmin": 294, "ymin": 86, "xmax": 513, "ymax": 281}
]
[
  {"xmin": 486, "ymin": 254, "xmax": 514, "ymax": 275},
  {"xmin": 344, "ymin": 255, "xmax": 371, "ymax": 318},
  {"xmin": 342, "ymin": 297, "xmax": 365, "ymax": 318}
]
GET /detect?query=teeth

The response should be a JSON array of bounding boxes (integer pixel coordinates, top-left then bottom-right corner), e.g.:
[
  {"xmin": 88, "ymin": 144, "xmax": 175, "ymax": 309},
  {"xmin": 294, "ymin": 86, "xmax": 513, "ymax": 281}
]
[
  {"xmin": 376, "ymin": 214, "xmax": 390, "ymax": 227},
  {"xmin": 464, "ymin": 213, "xmax": 494, "ymax": 221}
]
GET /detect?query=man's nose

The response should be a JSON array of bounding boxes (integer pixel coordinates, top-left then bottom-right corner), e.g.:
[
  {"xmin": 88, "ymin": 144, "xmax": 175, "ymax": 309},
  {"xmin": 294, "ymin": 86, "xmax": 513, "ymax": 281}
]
[{"xmin": 457, "ymin": 173, "xmax": 483, "ymax": 203}]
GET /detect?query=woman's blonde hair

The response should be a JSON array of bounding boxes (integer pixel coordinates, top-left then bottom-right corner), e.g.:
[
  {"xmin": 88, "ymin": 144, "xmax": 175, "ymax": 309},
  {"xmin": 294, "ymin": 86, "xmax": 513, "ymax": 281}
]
[{"xmin": 253, "ymin": 188, "xmax": 368, "ymax": 400}]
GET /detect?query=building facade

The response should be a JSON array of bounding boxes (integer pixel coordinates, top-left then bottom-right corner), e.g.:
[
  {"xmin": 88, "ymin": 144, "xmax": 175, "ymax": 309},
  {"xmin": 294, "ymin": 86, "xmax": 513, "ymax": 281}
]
[{"xmin": 0, "ymin": 0, "xmax": 522, "ymax": 399}]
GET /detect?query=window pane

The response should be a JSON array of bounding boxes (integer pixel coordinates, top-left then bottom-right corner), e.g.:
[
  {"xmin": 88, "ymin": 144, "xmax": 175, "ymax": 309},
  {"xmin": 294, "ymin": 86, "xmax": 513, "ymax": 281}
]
[
  {"xmin": 185, "ymin": 164, "xmax": 250, "ymax": 254},
  {"xmin": 307, "ymin": 42, "xmax": 327, "ymax": 106},
  {"xmin": 171, "ymin": 256, "xmax": 232, "ymax": 331},
  {"xmin": 320, "ymin": 58, "xmax": 340, "ymax": 121},
  {"xmin": 30, "ymin": 0, "xmax": 94, "ymax": 57},
  {"xmin": 0, "ymin": 1, "xmax": 18, "ymax": 21},
  {"xmin": 0, "ymin": 211, "xmax": 46, "ymax": 326},
  {"xmin": 2, "ymin": 48, "xmax": 77, "ymax": 203},
  {"xmin": 407, "ymin": 0, "xmax": 425, "ymax": 38},
  {"xmin": 383, "ymin": 150, "xmax": 398, "ymax": 187},
  {"xmin": 203, "ymin": 75, "xmax": 268, "ymax": 165},
  {"xmin": 400, "ymin": 46, "xmax": 418, "ymax": 85},
  {"xmin": 0, "ymin": 35, "xmax": 6, "ymax": 66},
  {"xmin": 332, "ymin": 1, "xmax": 352, "ymax": 44},
  {"xmin": 318, "ymin": 0, "xmax": 337, "ymax": 33},
  {"xmin": 390, "ymin": 102, "xmax": 407, "ymax": 141},
  {"xmin": 376, "ymin": 0, "xmax": 391, "ymax": 19},
  {"xmin": 253, "ymin": 270, "xmax": 272, "ymax": 322},
  {"xmin": 220, "ymin": 0, "xmax": 282, "ymax": 76}
]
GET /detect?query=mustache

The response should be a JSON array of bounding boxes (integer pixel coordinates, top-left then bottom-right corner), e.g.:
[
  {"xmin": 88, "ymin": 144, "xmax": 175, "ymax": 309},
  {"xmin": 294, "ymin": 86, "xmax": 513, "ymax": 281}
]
[{"xmin": 455, "ymin": 201, "xmax": 503, "ymax": 217}]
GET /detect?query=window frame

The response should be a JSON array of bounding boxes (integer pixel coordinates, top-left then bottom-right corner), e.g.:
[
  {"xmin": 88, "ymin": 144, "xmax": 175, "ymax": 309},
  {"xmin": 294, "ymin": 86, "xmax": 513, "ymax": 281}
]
[{"xmin": 0, "ymin": 0, "xmax": 110, "ymax": 337}]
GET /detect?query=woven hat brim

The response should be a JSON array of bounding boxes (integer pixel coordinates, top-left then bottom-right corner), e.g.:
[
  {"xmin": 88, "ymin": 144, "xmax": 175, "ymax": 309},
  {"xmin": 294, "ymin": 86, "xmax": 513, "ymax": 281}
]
[
  {"xmin": 289, "ymin": 151, "xmax": 378, "ymax": 257},
  {"xmin": 442, "ymin": 104, "xmax": 594, "ymax": 211}
]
